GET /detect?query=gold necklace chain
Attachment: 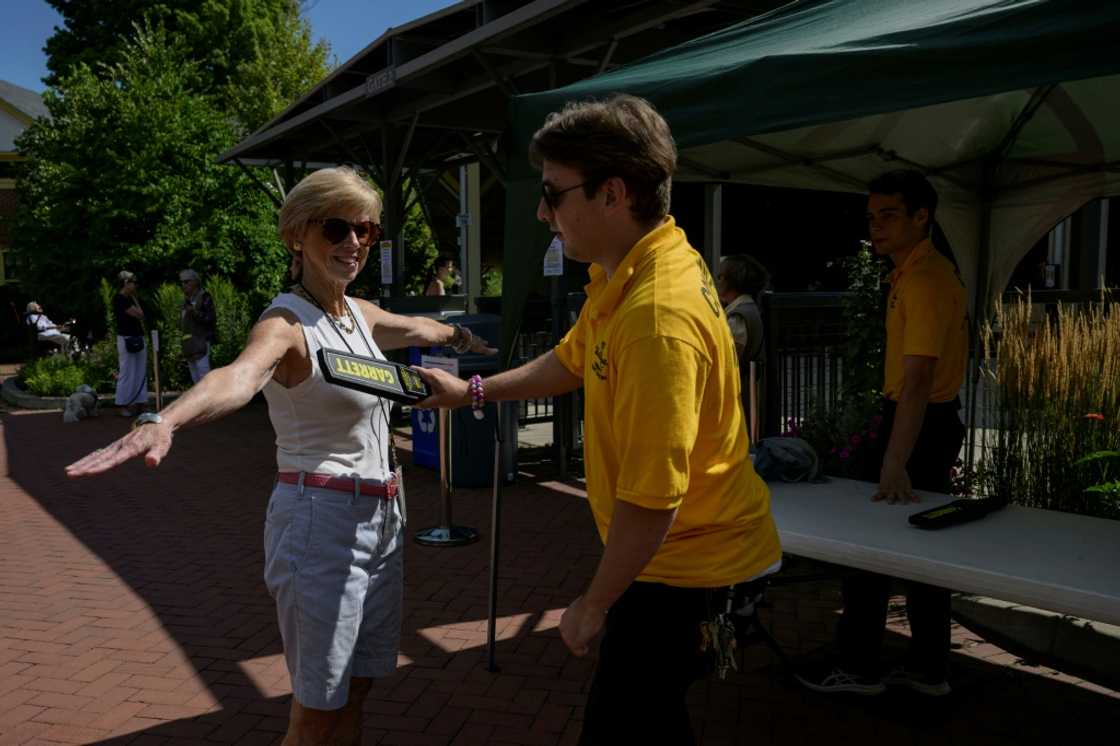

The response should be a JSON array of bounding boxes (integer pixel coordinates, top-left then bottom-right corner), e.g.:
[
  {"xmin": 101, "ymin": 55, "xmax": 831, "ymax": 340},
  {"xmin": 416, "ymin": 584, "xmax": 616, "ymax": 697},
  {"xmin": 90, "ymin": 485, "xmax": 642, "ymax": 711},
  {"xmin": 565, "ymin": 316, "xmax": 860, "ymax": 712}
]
[{"xmin": 292, "ymin": 284, "xmax": 355, "ymax": 334}]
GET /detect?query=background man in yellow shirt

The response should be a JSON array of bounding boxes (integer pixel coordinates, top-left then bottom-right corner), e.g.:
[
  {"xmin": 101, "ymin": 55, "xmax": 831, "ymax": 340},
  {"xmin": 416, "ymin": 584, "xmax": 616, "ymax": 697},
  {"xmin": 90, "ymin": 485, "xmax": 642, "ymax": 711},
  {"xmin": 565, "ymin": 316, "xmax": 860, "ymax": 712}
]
[
  {"xmin": 417, "ymin": 95, "xmax": 781, "ymax": 745},
  {"xmin": 797, "ymin": 170, "xmax": 967, "ymax": 698}
]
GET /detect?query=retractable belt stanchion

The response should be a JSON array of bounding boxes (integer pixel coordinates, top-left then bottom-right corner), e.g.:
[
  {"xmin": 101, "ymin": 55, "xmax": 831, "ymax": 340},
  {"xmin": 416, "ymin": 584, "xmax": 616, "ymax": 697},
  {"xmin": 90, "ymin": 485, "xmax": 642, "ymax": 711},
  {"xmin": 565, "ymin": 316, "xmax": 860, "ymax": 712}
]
[
  {"xmin": 414, "ymin": 407, "xmax": 480, "ymax": 547},
  {"xmin": 486, "ymin": 412, "xmax": 503, "ymax": 672}
]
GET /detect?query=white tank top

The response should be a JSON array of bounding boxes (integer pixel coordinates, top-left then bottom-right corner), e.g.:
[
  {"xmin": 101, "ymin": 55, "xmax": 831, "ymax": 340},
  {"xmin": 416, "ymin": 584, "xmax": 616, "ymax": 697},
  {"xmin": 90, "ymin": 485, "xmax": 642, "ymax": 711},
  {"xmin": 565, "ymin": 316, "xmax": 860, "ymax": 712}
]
[{"xmin": 261, "ymin": 292, "xmax": 391, "ymax": 481}]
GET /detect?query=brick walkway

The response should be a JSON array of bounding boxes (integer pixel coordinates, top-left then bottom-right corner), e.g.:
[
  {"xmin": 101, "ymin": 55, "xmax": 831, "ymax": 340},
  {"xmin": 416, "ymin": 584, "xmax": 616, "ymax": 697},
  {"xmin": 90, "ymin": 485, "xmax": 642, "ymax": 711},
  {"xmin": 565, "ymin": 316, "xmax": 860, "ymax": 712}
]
[{"xmin": 1, "ymin": 403, "xmax": 1117, "ymax": 745}]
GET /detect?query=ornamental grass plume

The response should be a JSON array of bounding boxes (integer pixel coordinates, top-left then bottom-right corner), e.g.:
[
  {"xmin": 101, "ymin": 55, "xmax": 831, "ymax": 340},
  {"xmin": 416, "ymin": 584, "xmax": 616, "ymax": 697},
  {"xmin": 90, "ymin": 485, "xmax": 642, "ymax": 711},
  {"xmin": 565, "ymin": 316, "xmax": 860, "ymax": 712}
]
[{"xmin": 978, "ymin": 290, "xmax": 1120, "ymax": 518}]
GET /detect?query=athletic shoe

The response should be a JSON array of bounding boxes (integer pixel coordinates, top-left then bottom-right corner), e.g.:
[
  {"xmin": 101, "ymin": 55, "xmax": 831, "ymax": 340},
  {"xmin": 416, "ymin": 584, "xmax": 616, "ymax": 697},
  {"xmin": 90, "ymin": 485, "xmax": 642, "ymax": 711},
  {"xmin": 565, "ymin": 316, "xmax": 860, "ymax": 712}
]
[
  {"xmin": 882, "ymin": 666, "xmax": 952, "ymax": 696},
  {"xmin": 794, "ymin": 662, "xmax": 886, "ymax": 695}
]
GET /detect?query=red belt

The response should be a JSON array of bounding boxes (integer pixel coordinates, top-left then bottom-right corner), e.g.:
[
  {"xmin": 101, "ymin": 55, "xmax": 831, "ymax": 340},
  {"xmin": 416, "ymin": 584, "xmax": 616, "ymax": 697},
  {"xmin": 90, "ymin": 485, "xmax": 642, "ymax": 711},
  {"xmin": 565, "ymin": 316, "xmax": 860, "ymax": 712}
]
[{"xmin": 277, "ymin": 472, "xmax": 398, "ymax": 498}]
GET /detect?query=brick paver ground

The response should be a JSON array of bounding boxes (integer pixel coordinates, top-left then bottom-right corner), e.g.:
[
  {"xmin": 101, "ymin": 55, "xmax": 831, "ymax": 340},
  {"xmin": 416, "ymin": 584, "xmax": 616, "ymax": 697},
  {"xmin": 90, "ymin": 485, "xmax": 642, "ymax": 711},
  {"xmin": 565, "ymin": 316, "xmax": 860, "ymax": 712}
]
[{"xmin": 1, "ymin": 402, "xmax": 1117, "ymax": 745}]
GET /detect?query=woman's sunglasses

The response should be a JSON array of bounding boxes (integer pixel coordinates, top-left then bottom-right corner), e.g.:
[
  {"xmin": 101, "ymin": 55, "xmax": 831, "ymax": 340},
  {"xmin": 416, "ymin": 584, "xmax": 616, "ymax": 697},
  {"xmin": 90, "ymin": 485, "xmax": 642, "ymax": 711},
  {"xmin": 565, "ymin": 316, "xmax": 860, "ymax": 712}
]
[{"xmin": 312, "ymin": 218, "xmax": 383, "ymax": 247}]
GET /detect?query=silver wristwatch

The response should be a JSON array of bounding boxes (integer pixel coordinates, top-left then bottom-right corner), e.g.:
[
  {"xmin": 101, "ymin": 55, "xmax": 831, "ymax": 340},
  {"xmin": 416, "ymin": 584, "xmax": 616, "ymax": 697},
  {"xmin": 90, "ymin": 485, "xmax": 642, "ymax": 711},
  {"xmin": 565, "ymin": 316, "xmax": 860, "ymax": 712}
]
[{"xmin": 132, "ymin": 412, "xmax": 164, "ymax": 430}]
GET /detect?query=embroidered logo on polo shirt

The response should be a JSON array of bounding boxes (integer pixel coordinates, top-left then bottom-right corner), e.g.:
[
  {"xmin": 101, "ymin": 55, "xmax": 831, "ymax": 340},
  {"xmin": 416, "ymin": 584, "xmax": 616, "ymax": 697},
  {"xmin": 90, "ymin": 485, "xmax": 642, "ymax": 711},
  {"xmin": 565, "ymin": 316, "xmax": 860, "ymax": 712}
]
[
  {"xmin": 697, "ymin": 257, "xmax": 722, "ymax": 317},
  {"xmin": 591, "ymin": 340, "xmax": 608, "ymax": 380}
]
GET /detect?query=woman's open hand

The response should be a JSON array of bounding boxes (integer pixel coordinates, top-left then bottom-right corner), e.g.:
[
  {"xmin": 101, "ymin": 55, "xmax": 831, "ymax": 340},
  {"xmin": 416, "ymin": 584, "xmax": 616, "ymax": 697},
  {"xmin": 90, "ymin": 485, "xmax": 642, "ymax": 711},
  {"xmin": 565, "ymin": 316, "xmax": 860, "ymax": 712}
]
[
  {"xmin": 467, "ymin": 334, "xmax": 498, "ymax": 355},
  {"xmin": 66, "ymin": 422, "xmax": 174, "ymax": 478}
]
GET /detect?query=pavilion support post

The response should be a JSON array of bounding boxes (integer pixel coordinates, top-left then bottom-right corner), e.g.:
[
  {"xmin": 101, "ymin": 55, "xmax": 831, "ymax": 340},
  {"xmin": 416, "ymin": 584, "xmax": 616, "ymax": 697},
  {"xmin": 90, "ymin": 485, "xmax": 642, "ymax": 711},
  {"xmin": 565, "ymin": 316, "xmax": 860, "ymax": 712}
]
[
  {"xmin": 703, "ymin": 183, "xmax": 723, "ymax": 276},
  {"xmin": 382, "ymin": 128, "xmax": 407, "ymax": 296},
  {"xmin": 467, "ymin": 162, "xmax": 482, "ymax": 312}
]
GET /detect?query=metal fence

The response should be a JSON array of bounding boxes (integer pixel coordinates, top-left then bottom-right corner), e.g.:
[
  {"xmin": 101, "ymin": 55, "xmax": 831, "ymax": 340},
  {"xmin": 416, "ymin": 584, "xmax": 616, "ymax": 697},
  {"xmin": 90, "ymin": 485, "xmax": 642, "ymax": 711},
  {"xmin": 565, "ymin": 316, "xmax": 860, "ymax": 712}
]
[
  {"xmin": 761, "ymin": 292, "xmax": 851, "ymax": 436},
  {"xmin": 514, "ymin": 330, "xmax": 555, "ymax": 424}
]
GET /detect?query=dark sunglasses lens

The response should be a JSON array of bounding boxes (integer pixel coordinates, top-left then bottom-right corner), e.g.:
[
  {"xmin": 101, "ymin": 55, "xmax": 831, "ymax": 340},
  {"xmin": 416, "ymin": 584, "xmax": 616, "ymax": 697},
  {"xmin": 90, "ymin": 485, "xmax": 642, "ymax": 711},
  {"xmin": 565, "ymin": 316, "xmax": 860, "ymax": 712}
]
[
  {"xmin": 541, "ymin": 184, "xmax": 554, "ymax": 208},
  {"xmin": 320, "ymin": 218, "xmax": 350, "ymax": 244}
]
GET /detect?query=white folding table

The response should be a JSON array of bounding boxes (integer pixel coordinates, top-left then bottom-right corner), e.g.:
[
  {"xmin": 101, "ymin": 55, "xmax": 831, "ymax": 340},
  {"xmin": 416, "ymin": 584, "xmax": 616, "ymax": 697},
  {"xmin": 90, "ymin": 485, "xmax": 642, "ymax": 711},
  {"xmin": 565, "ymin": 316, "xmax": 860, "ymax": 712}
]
[{"xmin": 768, "ymin": 478, "xmax": 1120, "ymax": 626}]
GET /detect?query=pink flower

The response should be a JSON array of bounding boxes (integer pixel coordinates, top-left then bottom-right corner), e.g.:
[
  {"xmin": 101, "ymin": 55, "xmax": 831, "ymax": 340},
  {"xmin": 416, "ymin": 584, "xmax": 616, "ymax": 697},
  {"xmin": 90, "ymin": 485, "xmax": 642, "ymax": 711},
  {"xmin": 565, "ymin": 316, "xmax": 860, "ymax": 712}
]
[
  {"xmin": 850, "ymin": 434, "xmax": 862, "ymax": 446},
  {"xmin": 868, "ymin": 431, "xmax": 877, "ymax": 440},
  {"xmin": 1085, "ymin": 413, "xmax": 1105, "ymax": 421},
  {"xmin": 839, "ymin": 448, "xmax": 851, "ymax": 460}
]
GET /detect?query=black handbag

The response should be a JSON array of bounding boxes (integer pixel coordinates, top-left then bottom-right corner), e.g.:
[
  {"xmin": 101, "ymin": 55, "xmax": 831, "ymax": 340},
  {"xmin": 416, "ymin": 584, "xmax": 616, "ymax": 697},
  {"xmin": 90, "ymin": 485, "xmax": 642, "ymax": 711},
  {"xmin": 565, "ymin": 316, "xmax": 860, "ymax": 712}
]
[{"xmin": 124, "ymin": 335, "xmax": 145, "ymax": 353}]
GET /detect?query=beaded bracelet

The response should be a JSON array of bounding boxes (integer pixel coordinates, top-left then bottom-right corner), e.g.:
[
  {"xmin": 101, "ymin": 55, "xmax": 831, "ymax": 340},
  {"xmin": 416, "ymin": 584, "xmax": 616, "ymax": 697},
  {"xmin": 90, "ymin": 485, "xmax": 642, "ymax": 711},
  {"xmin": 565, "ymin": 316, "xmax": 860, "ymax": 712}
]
[{"xmin": 468, "ymin": 374, "xmax": 485, "ymax": 420}]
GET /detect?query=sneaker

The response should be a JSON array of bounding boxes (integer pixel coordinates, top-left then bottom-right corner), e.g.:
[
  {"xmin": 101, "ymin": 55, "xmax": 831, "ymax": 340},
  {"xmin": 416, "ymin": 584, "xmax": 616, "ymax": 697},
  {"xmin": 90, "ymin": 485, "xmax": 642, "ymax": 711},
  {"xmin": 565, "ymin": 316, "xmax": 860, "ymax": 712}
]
[
  {"xmin": 882, "ymin": 666, "xmax": 952, "ymax": 696},
  {"xmin": 794, "ymin": 662, "xmax": 886, "ymax": 695}
]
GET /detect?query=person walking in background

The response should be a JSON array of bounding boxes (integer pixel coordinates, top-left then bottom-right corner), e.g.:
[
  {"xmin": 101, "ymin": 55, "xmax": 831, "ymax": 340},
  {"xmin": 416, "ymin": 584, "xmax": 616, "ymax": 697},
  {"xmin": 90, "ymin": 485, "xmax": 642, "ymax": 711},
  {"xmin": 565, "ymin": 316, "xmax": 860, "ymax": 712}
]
[
  {"xmin": 179, "ymin": 269, "xmax": 216, "ymax": 383},
  {"xmin": 113, "ymin": 271, "xmax": 147, "ymax": 416},
  {"xmin": 796, "ymin": 169, "xmax": 968, "ymax": 698},
  {"xmin": 423, "ymin": 256, "xmax": 457, "ymax": 296},
  {"xmin": 717, "ymin": 254, "xmax": 770, "ymax": 434}
]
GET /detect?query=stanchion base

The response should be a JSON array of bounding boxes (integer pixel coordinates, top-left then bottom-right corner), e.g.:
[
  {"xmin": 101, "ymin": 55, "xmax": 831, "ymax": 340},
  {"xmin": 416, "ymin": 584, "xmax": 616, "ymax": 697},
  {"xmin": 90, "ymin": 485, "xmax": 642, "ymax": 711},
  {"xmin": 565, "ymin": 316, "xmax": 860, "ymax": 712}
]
[{"xmin": 414, "ymin": 525, "xmax": 481, "ymax": 547}]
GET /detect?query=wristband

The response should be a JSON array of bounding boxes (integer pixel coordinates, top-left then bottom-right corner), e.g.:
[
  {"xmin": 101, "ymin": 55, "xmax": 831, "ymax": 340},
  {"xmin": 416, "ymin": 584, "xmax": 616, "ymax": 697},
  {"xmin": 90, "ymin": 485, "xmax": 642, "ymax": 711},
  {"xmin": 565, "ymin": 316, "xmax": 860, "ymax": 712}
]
[
  {"xmin": 450, "ymin": 323, "xmax": 474, "ymax": 354},
  {"xmin": 468, "ymin": 374, "xmax": 485, "ymax": 420}
]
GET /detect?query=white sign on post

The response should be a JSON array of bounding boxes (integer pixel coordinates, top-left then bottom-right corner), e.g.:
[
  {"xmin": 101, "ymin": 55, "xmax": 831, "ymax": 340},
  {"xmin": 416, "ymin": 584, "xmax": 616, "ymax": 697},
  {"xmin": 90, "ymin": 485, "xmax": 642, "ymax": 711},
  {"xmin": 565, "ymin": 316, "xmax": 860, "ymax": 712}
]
[
  {"xmin": 421, "ymin": 355, "xmax": 460, "ymax": 377},
  {"xmin": 543, "ymin": 236, "xmax": 564, "ymax": 277},
  {"xmin": 380, "ymin": 240, "xmax": 394, "ymax": 284}
]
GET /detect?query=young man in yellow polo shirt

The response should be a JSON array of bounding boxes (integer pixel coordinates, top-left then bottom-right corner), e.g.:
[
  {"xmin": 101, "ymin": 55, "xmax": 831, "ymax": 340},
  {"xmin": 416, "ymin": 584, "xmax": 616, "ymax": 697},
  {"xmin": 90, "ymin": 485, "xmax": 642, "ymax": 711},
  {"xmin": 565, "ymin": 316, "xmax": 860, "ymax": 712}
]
[
  {"xmin": 416, "ymin": 94, "xmax": 782, "ymax": 744},
  {"xmin": 796, "ymin": 169, "xmax": 968, "ymax": 698}
]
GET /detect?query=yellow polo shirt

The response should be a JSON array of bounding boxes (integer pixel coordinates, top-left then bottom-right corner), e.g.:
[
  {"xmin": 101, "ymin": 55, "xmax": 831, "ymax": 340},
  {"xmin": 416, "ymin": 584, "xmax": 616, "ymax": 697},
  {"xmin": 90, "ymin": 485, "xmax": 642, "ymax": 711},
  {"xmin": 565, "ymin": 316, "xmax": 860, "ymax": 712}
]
[
  {"xmin": 554, "ymin": 217, "xmax": 781, "ymax": 588},
  {"xmin": 884, "ymin": 239, "xmax": 968, "ymax": 403}
]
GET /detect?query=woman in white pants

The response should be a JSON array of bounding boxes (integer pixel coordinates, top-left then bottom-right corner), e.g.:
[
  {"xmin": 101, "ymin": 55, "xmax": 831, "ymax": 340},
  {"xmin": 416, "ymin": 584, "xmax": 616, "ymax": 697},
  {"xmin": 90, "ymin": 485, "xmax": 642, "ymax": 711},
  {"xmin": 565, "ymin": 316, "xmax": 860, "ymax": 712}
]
[{"xmin": 113, "ymin": 271, "xmax": 147, "ymax": 416}]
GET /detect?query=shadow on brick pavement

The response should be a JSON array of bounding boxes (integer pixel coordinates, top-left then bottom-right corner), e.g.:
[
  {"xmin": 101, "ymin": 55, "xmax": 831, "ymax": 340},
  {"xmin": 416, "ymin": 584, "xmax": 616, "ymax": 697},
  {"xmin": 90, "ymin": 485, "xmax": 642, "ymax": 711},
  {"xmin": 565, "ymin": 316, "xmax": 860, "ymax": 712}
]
[{"xmin": 0, "ymin": 403, "xmax": 1117, "ymax": 745}]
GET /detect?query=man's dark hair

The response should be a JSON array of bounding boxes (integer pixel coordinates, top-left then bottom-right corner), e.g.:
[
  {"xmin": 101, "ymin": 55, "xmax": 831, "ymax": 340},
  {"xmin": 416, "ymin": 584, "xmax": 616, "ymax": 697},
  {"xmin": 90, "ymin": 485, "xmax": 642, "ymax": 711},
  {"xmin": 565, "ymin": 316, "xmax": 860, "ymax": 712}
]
[
  {"xmin": 529, "ymin": 94, "xmax": 677, "ymax": 222},
  {"xmin": 868, "ymin": 169, "xmax": 938, "ymax": 224},
  {"xmin": 869, "ymin": 169, "xmax": 960, "ymax": 271},
  {"xmin": 720, "ymin": 255, "xmax": 770, "ymax": 297}
]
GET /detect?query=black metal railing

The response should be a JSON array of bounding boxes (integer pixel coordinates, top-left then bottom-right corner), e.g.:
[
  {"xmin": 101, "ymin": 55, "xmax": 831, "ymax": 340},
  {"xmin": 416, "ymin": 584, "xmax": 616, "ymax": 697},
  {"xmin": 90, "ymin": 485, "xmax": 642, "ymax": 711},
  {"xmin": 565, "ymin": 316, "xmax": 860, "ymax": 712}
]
[{"xmin": 761, "ymin": 292, "xmax": 851, "ymax": 436}]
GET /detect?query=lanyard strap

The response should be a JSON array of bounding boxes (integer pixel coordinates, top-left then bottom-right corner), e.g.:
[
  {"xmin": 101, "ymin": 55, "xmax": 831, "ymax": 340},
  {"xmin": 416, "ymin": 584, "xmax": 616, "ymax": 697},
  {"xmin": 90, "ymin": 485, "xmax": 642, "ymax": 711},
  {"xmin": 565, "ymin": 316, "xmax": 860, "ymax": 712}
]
[{"xmin": 295, "ymin": 284, "xmax": 399, "ymax": 472}]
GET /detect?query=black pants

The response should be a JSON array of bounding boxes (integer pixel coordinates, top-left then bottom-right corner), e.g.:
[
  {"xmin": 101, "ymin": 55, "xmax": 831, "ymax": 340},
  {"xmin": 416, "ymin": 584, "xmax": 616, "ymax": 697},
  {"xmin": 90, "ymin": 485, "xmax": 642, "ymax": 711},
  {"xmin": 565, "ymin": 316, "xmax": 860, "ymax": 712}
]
[
  {"xmin": 837, "ymin": 398, "xmax": 965, "ymax": 679},
  {"xmin": 580, "ymin": 581, "xmax": 722, "ymax": 746}
]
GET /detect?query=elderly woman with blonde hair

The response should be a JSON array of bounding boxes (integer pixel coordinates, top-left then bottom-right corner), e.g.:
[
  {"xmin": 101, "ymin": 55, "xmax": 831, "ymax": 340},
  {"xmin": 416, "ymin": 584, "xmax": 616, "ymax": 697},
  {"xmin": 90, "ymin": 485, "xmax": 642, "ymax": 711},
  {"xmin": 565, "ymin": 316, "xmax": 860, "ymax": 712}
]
[{"xmin": 67, "ymin": 167, "xmax": 493, "ymax": 744}]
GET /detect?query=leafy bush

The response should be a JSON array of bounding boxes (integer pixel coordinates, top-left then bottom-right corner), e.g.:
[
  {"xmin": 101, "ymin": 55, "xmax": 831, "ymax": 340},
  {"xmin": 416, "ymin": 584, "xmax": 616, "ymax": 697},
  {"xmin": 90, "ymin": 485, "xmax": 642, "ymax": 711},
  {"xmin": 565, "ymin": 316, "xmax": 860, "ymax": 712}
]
[
  {"xmin": 208, "ymin": 275, "xmax": 251, "ymax": 367},
  {"xmin": 840, "ymin": 240, "xmax": 887, "ymax": 400},
  {"xmin": 481, "ymin": 265, "xmax": 503, "ymax": 297},
  {"xmin": 82, "ymin": 338, "xmax": 120, "ymax": 393},
  {"xmin": 152, "ymin": 282, "xmax": 189, "ymax": 391},
  {"xmin": 19, "ymin": 355, "xmax": 89, "ymax": 397},
  {"xmin": 791, "ymin": 397, "xmax": 883, "ymax": 479},
  {"xmin": 790, "ymin": 240, "xmax": 888, "ymax": 478}
]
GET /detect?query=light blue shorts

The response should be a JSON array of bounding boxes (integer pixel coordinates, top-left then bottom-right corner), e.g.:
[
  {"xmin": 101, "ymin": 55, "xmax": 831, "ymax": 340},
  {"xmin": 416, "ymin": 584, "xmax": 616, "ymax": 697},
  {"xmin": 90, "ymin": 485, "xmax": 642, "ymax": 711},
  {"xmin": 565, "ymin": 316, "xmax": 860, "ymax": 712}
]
[{"xmin": 263, "ymin": 479, "xmax": 404, "ymax": 710}]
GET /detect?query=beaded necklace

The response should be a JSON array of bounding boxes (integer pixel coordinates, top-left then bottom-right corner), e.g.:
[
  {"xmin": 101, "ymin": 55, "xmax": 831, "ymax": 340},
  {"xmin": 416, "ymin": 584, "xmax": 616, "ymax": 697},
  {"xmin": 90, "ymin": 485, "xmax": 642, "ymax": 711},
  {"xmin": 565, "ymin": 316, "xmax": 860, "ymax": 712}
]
[{"xmin": 293, "ymin": 283, "xmax": 356, "ymax": 334}]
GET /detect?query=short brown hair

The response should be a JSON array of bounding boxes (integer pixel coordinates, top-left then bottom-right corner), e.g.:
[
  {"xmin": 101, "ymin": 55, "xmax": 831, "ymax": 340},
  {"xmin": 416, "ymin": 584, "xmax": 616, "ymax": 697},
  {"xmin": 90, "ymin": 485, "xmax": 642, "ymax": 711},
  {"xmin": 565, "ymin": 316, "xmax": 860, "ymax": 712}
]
[{"xmin": 529, "ymin": 94, "xmax": 676, "ymax": 222}]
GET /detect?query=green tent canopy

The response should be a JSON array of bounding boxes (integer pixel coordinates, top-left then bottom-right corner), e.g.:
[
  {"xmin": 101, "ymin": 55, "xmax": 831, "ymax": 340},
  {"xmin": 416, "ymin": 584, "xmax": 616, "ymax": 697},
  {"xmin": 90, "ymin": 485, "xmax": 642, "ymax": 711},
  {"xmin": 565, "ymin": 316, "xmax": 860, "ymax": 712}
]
[{"xmin": 500, "ymin": 0, "xmax": 1120, "ymax": 360}]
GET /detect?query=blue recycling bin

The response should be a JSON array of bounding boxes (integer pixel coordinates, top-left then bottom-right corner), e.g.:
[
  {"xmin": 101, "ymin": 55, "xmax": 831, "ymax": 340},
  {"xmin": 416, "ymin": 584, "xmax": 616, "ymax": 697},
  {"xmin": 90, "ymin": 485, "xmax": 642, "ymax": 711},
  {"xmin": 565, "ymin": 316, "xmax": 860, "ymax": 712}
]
[
  {"xmin": 408, "ymin": 314, "xmax": 516, "ymax": 485},
  {"xmin": 408, "ymin": 345, "xmax": 441, "ymax": 470}
]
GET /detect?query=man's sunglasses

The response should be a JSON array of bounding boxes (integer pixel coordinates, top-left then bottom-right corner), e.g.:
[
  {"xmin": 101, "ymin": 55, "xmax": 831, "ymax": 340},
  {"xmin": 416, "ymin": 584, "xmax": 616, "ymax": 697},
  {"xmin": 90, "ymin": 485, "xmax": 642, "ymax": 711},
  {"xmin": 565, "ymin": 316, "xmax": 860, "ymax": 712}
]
[
  {"xmin": 312, "ymin": 218, "xmax": 383, "ymax": 247},
  {"xmin": 541, "ymin": 180, "xmax": 596, "ymax": 210}
]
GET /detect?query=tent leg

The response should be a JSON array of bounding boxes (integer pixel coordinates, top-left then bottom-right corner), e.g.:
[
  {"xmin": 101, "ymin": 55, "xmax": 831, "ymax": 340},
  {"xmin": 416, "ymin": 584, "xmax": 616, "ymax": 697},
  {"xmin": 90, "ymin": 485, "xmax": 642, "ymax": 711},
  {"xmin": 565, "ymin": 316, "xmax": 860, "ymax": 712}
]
[{"xmin": 966, "ymin": 163, "xmax": 996, "ymax": 472}]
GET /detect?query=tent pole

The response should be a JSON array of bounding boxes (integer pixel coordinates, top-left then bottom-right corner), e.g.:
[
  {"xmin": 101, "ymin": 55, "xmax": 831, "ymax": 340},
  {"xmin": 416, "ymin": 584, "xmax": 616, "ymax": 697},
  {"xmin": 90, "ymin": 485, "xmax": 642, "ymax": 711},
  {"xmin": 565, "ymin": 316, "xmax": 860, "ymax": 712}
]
[{"xmin": 966, "ymin": 160, "xmax": 996, "ymax": 473}]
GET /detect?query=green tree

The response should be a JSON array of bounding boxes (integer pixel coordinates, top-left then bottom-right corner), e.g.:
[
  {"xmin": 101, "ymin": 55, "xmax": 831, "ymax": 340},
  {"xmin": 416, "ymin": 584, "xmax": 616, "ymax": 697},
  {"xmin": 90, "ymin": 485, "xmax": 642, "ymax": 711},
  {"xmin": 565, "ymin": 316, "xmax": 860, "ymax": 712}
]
[
  {"xmin": 44, "ymin": 0, "xmax": 330, "ymax": 132},
  {"xmin": 13, "ymin": 25, "xmax": 290, "ymax": 331}
]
